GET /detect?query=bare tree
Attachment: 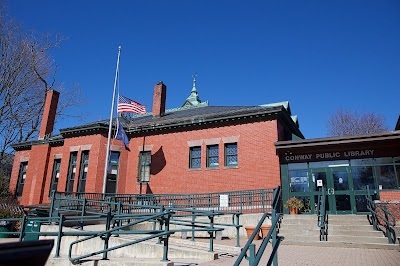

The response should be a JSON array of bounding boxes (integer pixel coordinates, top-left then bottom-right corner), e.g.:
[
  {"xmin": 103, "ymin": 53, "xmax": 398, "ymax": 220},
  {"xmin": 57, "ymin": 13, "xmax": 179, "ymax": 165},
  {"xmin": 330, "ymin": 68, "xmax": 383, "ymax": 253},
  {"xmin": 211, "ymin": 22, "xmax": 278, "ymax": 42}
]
[
  {"xmin": 0, "ymin": 3, "xmax": 84, "ymax": 163},
  {"xmin": 327, "ymin": 108, "xmax": 389, "ymax": 137}
]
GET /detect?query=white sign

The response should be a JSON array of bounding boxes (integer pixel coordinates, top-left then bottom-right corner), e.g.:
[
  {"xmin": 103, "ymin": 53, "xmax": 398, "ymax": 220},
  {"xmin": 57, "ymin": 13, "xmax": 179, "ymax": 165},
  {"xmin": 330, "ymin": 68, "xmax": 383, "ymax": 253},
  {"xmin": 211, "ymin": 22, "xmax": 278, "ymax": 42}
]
[
  {"xmin": 317, "ymin": 180, "xmax": 323, "ymax": 187},
  {"xmin": 220, "ymin": 194, "xmax": 229, "ymax": 208}
]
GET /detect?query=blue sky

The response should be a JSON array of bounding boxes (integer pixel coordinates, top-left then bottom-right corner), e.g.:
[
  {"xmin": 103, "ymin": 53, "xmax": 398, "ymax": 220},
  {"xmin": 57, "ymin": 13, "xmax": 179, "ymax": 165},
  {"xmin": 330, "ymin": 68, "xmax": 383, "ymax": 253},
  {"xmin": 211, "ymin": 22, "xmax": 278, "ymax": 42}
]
[{"xmin": 9, "ymin": 0, "xmax": 400, "ymax": 139}]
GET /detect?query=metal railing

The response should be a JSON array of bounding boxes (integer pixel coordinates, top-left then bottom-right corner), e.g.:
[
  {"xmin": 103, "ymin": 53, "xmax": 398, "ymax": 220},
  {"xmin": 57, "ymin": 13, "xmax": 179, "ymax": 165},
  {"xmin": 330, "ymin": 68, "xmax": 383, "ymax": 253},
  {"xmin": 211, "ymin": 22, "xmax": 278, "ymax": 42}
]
[
  {"xmin": 233, "ymin": 186, "xmax": 283, "ymax": 266},
  {"xmin": 51, "ymin": 188, "xmax": 275, "ymax": 216},
  {"xmin": 68, "ymin": 209, "xmax": 177, "ymax": 263},
  {"xmin": 0, "ymin": 203, "xmax": 243, "ymax": 263},
  {"xmin": 317, "ymin": 187, "xmax": 328, "ymax": 241},
  {"xmin": 365, "ymin": 189, "xmax": 397, "ymax": 244}
]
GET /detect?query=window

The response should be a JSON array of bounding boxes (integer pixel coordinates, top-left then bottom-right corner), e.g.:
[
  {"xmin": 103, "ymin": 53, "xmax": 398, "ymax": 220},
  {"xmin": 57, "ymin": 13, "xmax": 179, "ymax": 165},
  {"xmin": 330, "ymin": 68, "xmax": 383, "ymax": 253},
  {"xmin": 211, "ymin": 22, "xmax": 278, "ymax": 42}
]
[
  {"xmin": 352, "ymin": 166, "xmax": 375, "ymax": 190},
  {"xmin": 106, "ymin": 151, "xmax": 120, "ymax": 193},
  {"xmin": 77, "ymin": 151, "xmax": 90, "ymax": 193},
  {"xmin": 189, "ymin": 146, "xmax": 201, "ymax": 169},
  {"xmin": 376, "ymin": 165, "xmax": 397, "ymax": 189},
  {"xmin": 207, "ymin": 145, "xmax": 219, "ymax": 168},
  {"xmin": 66, "ymin": 152, "xmax": 78, "ymax": 193},
  {"xmin": 49, "ymin": 159, "xmax": 61, "ymax": 196},
  {"xmin": 224, "ymin": 143, "xmax": 238, "ymax": 166},
  {"xmin": 16, "ymin": 162, "xmax": 28, "ymax": 197},
  {"xmin": 289, "ymin": 170, "xmax": 310, "ymax": 192},
  {"xmin": 138, "ymin": 151, "xmax": 151, "ymax": 182}
]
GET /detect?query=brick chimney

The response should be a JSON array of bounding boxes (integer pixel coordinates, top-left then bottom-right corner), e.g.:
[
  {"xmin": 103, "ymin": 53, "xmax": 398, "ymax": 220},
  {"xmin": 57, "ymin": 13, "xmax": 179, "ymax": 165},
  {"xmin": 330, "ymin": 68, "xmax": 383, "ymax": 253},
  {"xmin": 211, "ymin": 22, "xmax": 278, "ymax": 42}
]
[
  {"xmin": 152, "ymin": 81, "xmax": 166, "ymax": 117},
  {"xmin": 39, "ymin": 90, "xmax": 60, "ymax": 139}
]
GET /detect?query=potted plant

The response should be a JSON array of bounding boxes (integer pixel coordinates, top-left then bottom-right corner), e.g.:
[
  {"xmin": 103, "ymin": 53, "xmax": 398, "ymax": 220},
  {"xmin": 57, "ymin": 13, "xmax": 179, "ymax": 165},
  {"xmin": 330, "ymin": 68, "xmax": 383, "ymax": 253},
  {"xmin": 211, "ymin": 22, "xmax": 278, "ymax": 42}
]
[
  {"xmin": 284, "ymin": 197, "xmax": 304, "ymax": 214},
  {"xmin": 244, "ymin": 225, "xmax": 260, "ymax": 240}
]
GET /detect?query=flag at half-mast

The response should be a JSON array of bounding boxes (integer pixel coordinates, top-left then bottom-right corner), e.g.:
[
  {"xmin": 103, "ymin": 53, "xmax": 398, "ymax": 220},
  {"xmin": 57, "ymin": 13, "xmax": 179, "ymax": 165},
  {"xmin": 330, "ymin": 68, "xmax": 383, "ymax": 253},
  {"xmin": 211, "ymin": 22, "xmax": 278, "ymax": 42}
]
[
  {"xmin": 115, "ymin": 122, "xmax": 130, "ymax": 150},
  {"xmin": 117, "ymin": 95, "xmax": 146, "ymax": 114}
]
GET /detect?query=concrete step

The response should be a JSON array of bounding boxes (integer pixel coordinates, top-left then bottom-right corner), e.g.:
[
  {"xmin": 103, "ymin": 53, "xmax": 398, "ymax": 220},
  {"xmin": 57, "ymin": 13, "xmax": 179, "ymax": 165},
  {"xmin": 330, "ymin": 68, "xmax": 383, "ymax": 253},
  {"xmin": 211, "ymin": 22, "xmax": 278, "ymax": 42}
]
[
  {"xmin": 278, "ymin": 214, "xmax": 394, "ymax": 249},
  {"xmin": 121, "ymin": 234, "xmax": 240, "ymax": 253},
  {"xmin": 328, "ymin": 229, "xmax": 384, "ymax": 237},
  {"xmin": 329, "ymin": 224, "xmax": 376, "ymax": 231},
  {"xmin": 278, "ymin": 228, "xmax": 320, "ymax": 237},
  {"xmin": 328, "ymin": 219, "xmax": 370, "ymax": 226},
  {"xmin": 328, "ymin": 235, "xmax": 388, "ymax": 244},
  {"xmin": 281, "ymin": 215, "xmax": 316, "ymax": 223},
  {"xmin": 279, "ymin": 223, "xmax": 319, "ymax": 230},
  {"xmin": 114, "ymin": 235, "xmax": 219, "ymax": 260},
  {"xmin": 280, "ymin": 235, "xmax": 319, "ymax": 242},
  {"xmin": 328, "ymin": 214, "xmax": 367, "ymax": 220},
  {"xmin": 167, "ymin": 237, "xmax": 241, "ymax": 253}
]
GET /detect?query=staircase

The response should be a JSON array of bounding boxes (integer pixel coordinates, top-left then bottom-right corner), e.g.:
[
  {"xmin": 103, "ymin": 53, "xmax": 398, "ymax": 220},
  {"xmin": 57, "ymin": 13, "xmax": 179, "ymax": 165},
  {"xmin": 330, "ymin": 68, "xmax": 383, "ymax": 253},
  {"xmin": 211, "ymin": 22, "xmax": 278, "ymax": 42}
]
[
  {"xmin": 43, "ymin": 224, "xmax": 239, "ymax": 266},
  {"xmin": 279, "ymin": 214, "xmax": 398, "ymax": 250}
]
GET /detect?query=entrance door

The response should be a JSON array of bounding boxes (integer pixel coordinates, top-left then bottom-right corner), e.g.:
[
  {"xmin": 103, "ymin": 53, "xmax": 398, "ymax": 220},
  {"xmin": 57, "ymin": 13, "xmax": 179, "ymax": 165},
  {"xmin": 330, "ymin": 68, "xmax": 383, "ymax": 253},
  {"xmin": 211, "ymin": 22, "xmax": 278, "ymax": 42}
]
[
  {"xmin": 311, "ymin": 167, "xmax": 354, "ymax": 214},
  {"xmin": 330, "ymin": 167, "xmax": 354, "ymax": 214}
]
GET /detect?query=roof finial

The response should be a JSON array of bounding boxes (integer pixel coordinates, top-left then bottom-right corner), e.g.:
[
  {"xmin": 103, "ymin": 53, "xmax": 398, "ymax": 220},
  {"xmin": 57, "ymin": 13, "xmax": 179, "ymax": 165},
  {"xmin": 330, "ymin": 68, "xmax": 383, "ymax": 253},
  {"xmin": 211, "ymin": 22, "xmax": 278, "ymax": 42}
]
[{"xmin": 192, "ymin": 72, "xmax": 197, "ymax": 92}]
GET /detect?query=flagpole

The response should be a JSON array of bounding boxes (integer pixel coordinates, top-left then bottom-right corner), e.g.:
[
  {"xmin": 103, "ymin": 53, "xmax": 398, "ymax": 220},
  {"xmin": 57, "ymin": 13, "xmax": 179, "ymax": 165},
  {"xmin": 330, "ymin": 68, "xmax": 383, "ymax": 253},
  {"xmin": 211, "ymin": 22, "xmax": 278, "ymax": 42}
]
[{"xmin": 102, "ymin": 46, "xmax": 121, "ymax": 194}]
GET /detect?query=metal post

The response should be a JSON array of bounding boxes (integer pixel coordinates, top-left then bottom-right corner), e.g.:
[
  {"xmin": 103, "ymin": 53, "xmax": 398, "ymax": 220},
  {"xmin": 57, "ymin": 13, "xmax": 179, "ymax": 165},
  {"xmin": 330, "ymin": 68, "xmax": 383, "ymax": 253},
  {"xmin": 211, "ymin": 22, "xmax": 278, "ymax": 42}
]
[
  {"xmin": 208, "ymin": 214, "xmax": 214, "ymax": 252},
  {"xmin": 383, "ymin": 206, "xmax": 394, "ymax": 244},
  {"xmin": 49, "ymin": 190, "xmax": 56, "ymax": 217},
  {"xmin": 19, "ymin": 216, "xmax": 27, "ymax": 241},
  {"xmin": 191, "ymin": 208, "xmax": 196, "ymax": 242},
  {"xmin": 235, "ymin": 213, "xmax": 241, "ymax": 247},
  {"xmin": 55, "ymin": 214, "xmax": 64, "ymax": 258},
  {"xmin": 247, "ymin": 243, "xmax": 256, "ymax": 265},
  {"xmin": 161, "ymin": 213, "xmax": 170, "ymax": 262},
  {"xmin": 157, "ymin": 207, "xmax": 165, "ymax": 244},
  {"xmin": 272, "ymin": 209, "xmax": 278, "ymax": 266},
  {"xmin": 102, "ymin": 210, "xmax": 112, "ymax": 260}
]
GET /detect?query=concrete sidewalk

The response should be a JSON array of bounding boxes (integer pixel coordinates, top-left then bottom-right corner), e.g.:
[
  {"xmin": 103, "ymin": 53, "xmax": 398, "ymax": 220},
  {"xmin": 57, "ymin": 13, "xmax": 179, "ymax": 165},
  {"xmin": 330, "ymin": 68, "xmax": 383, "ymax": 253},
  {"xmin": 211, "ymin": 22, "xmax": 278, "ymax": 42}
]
[
  {"xmin": 175, "ymin": 238, "xmax": 400, "ymax": 266},
  {"xmin": 195, "ymin": 244, "xmax": 400, "ymax": 266},
  {"xmin": 1, "ymin": 237, "xmax": 399, "ymax": 265}
]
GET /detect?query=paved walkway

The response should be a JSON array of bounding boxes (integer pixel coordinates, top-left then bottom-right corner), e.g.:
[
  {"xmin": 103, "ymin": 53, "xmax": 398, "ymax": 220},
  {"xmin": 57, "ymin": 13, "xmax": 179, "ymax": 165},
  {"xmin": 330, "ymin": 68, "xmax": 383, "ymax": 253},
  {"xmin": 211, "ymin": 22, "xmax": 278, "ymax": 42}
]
[
  {"xmin": 177, "ymin": 238, "xmax": 400, "ymax": 266},
  {"xmin": 1, "ymin": 237, "xmax": 399, "ymax": 265},
  {"xmin": 197, "ymin": 245, "xmax": 400, "ymax": 266}
]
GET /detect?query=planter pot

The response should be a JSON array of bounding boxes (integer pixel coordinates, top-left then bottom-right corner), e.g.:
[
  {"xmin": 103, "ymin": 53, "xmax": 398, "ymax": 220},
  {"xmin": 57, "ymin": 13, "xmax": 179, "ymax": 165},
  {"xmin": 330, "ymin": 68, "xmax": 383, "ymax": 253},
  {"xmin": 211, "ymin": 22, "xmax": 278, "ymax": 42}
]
[
  {"xmin": 289, "ymin": 207, "xmax": 299, "ymax": 215},
  {"xmin": 260, "ymin": 225, "xmax": 272, "ymax": 239},
  {"xmin": 244, "ymin": 226, "xmax": 260, "ymax": 240}
]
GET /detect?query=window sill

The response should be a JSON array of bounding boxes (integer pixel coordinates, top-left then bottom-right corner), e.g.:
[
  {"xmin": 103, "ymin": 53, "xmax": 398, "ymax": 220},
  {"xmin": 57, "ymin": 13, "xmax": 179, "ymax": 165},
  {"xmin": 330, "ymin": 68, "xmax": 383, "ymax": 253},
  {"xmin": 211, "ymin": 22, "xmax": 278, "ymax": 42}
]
[
  {"xmin": 206, "ymin": 166, "xmax": 219, "ymax": 170},
  {"xmin": 224, "ymin": 165, "xmax": 238, "ymax": 169},
  {"xmin": 189, "ymin": 168, "xmax": 202, "ymax": 171}
]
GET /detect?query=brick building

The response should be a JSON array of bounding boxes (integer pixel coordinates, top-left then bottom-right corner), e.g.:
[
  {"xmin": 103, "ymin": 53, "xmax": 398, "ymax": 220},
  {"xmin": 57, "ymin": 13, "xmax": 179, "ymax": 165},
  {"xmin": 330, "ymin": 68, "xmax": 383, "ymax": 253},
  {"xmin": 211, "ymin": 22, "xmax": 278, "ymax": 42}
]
[
  {"xmin": 9, "ymin": 79, "xmax": 400, "ymax": 218},
  {"xmin": 10, "ymin": 81, "xmax": 303, "ymax": 206}
]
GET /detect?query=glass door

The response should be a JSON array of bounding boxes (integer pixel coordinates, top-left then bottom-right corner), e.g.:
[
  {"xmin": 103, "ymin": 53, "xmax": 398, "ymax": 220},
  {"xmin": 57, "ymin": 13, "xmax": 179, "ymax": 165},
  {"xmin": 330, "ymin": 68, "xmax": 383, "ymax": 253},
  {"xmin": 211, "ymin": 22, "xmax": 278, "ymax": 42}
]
[
  {"xmin": 311, "ymin": 169, "xmax": 331, "ymax": 214},
  {"xmin": 311, "ymin": 167, "xmax": 355, "ymax": 214},
  {"xmin": 330, "ymin": 167, "xmax": 354, "ymax": 214}
]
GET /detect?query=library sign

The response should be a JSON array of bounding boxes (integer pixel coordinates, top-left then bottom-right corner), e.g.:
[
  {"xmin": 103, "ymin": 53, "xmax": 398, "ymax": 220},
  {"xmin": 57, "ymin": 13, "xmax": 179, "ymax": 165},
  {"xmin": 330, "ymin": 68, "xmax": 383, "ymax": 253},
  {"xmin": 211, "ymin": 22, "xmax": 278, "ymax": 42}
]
[{"xmin": 283, "ymin": 149, "xmax": 375, "ymax": 163}]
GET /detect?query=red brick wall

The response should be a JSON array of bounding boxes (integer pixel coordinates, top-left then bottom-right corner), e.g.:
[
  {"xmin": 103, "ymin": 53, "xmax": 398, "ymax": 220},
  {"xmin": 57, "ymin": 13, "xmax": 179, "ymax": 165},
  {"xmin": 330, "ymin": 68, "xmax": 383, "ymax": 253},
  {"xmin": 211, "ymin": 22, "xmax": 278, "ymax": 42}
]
[
  {"xmin": 39, "ymin": 90, "xmax": 60, "ymax": 139},
  {"xmin": 378, "ymin": 191, "xmax": 400, "ymax": 222},
  {"xmin": 10, "ymin": 134, "xmax": 129, "ymax": 205},
  {"xmin": 11, "ymin": 119, "xmax": 281, "ymax": 204},
  {"xmin": 124, "ymin": 120, "xmax": 280, "ymax": 194},
  {"xmin": 9, "ymin": 150, "xmax": 30, "ymax": 201},
  {"xmin": 152, "ymin": 82, "xmax": 166, "ymax": 117},
  {"xmin": 380, "ymin": 191, "xmax": 400, "ymax": 201}
]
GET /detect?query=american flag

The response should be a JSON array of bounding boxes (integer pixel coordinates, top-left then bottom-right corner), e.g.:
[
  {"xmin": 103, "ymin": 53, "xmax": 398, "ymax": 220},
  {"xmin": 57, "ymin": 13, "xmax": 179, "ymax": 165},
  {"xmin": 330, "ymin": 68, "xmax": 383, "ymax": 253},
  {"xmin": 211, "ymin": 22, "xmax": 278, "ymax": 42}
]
[{"xmin": 117, "ymin": 95, "xmax": 146, "ymax": 114}]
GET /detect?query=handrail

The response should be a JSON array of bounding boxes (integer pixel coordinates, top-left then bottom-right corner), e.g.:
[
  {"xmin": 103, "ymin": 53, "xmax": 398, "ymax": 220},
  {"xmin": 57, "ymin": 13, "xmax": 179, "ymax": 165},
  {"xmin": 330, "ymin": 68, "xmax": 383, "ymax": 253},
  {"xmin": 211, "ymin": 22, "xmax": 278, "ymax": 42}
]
[
  {"xmin": 234, "ymin": 186, "xmax": 283, "ymax": 266},
  {"xmin": 317, "ymin": 187, "xmax": 328, "ymax": 241},
  {"xmin": 68, "ymin": 210, "xmax": 176, "ymax": 263},
  {"xmin": 51, "ymin": 188, "xmax": 275, "ymax": 215},
  {"xmin": 365, "ymin": 193, "xmax": 396, "ymax": 244}
]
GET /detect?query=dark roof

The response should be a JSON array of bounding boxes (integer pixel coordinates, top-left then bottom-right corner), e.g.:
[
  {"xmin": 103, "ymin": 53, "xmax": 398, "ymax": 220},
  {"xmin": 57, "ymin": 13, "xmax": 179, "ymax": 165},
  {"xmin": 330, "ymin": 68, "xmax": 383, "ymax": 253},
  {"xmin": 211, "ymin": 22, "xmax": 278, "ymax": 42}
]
[
  {"xmin": 12, "ymin": 104, "xmax": 302, "ymax": 150},
  {"xmin": 396, "ymin": 115, "xmax": 400, "ymax": 130},
  {"xmin": 275, "ymin": 130, "xmax": 400, "ymax": 149},
  {"xmin": 61, "ymin": 104, "xmax": 300, "ymax": 135}
]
